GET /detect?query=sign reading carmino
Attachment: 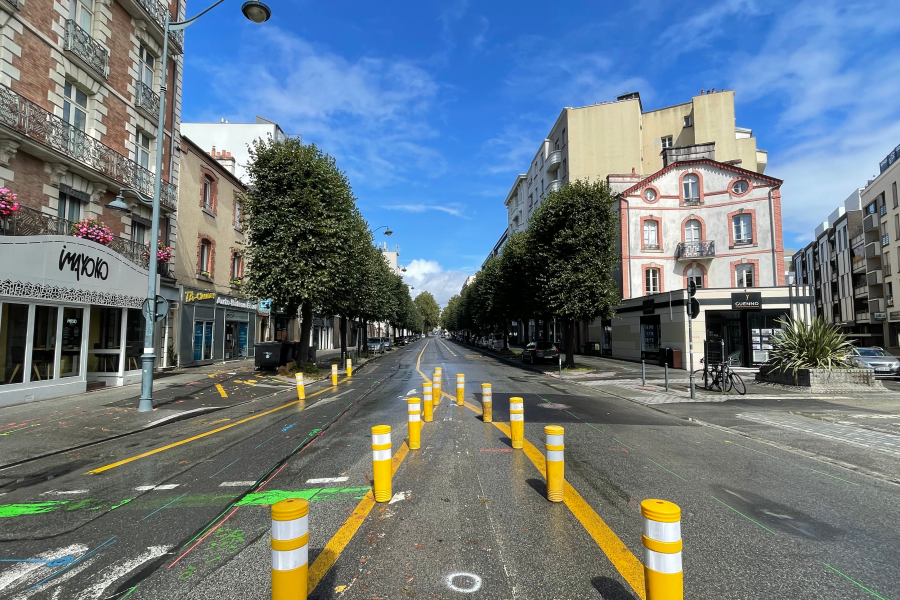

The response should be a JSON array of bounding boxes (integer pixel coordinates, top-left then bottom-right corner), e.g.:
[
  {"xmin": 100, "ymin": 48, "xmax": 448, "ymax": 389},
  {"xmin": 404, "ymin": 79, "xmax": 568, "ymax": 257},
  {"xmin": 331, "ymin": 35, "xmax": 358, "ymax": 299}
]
[{"xmin": 731, "ymin": 292, "xmax": 762, "ymax": 309}]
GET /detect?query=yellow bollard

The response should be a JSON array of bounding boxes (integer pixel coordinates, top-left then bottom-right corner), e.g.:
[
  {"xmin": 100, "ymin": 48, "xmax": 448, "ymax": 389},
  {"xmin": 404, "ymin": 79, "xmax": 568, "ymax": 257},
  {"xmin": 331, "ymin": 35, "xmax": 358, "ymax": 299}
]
[
  {"xmin": 456, "ymin": 373, "xmax": 465, "ymax": 405},
  {"xmin": 294, "ymin": 372, "xmax": 305, "ymax": 400},
  {"xmin": 544, "ymin": 425, "xmax": 564, "ymax": 502},
  {"xmin": 641, "ymin": 499, "xmax": 684, "ymax": 600},
  {"xmin": 423, "ymin": 382, "xmax": 434, "ymax": 422},
  {"xmin": 481, "ymin": 383, "xmax": 492, "ymax": 422},
  {"xmin": 509, "ymin": 396, "xmax": 524, "ymax": 449},
  {"xmin": 271, "ymin": 497, "xmax": 308, "ymax": 600},
  {"xmin": 433, "ymin": 368, "xmax": 442, "ymax": 406},
  {"xmin": 346, "ymin": 358, "xmax": 352, "ymax": 378},
  {"xmin": 407, "ymin": 397, "xmax": 421, "ymax": 450},
  {"xmin": 371, "ymin": 425, "xmax": 392, "ymax": 502},
  {"xmin": 331, "ymin": 364, "xmax": 338, "ymax": 386}
]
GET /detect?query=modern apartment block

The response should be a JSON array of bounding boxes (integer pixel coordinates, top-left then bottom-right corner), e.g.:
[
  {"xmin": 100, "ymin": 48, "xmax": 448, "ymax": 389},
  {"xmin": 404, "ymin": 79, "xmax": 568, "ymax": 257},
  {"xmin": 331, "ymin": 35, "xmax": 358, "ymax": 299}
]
[
  {"xmin": 0, "ymin": 0, "xmax": 184, "ymax": 403},
  {"xmin": 181, "ymin": 116, "xmax": 289, "ymax": 183},
  {"xmin": 505, "ymin": 89, "xmax": 768, "ymax": 234}
]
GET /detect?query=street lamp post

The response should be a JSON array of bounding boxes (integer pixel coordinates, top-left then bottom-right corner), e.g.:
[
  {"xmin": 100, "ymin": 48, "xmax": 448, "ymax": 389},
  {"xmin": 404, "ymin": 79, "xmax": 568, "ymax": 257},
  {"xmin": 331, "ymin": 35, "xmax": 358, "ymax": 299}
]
[
  {"xmin": 108, "ymin": 0, "xmax": 271, "ymax": 412},
  {"xmin": 372, "ymin": 225, "xmax": 393, "ymax": 237}
]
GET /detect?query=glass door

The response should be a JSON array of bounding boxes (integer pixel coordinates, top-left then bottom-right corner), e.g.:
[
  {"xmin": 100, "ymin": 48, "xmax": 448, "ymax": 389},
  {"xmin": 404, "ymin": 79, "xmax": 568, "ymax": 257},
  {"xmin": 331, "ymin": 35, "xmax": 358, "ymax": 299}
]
[
  {"xmin": 194, "ymin": 321, "xmax": 214, "ymax": 361},
  {"xmin": 60, "ymin": 308, "xmax": 83, "ymax": 378}
]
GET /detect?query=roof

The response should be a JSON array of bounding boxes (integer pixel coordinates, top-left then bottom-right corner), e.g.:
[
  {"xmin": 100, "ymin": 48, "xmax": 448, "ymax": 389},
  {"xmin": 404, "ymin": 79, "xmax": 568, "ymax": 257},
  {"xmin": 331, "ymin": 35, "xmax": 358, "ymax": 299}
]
[
  {"xmin": 180, "ymin": 134, "xmax": 248, "ymax": 191},
  {"xmin": 619, "ymin": 158, "xmax": 782, "ymax": 197}
]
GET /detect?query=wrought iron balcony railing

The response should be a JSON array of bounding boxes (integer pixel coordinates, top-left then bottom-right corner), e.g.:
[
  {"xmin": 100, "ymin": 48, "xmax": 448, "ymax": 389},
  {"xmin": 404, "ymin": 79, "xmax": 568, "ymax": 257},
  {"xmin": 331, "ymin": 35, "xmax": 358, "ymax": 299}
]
[
  {"xmin": 0, "ymin": 84, "xmax": 177, "ymax": 210},
  {"xmin": 158, "ymin": 261, "xmax": 176, "ymax": 279},
  {"xmin": 135, "ymin": 0, "xmax": 184, "ymax": 52},
  {"xmin": 0, "ymin": 204, "xmax": 149, "ymax": 269},
  {"xmin": 682, "ymin": 198, "xmax": 701, "ymax": 206},
  {"xmin": 135, "ymin": 80, "xmax": 160, "ymax": 117},
  {"xmin": 675, "ymin": 240, "xmax": 716, "ymax": 260},
  {"xmin": 2, "ymin": 0, "xmax": 19, "ymax": 10},
  {"xmin": 64, "ymin": 20, "xmax": 108, "ymax": 78}
]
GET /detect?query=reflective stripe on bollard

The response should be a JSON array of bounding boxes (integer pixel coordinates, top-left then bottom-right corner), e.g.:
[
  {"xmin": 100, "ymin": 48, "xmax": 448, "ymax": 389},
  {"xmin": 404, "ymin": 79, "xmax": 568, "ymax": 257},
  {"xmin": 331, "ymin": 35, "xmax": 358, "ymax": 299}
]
[
  {"xmin": 433, "ymin": 369, "xmax": 442, "ymax": 406},
  {"xmin": 295, "ymin": 373, "xmax": 305, "ymax": 400},
  {"xmin": 509, "ymin": 396, "xmax": 524, "ymax": 449},
  {"xmin": 544, "ymin": 425, "xmax": 564, "ymax": 502},
  {"xmin": 408, "ymin": 397, "xmax": 421, "ymax": 450},
  {"xmin": 641, "ymin": 499, "xmax": 684, "ymax": 600},
  {"xmin": 456, "ymin": 373, "xmax": 465, "ymax": 405},
  {"xmin": 271, "ymin": 498, "xmax": 308, "ymax": 600},
  {"xmin": 423, "ymin": 382, "xmax": 434, "ymax": 422},
  {"xmin": 371, "ymin": 425, "xmax": 392, "ymax": 502},
  {"xmin": 481, "ymin": 383, "xmax": 492, "ymax": 422}
]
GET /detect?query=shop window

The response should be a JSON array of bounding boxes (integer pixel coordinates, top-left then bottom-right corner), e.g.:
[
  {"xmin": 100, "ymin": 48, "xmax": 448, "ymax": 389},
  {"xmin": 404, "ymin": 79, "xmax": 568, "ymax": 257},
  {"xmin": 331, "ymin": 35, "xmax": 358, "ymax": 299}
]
[
  {"xmin": 88, "ymin": 306, "xmax": 121, "ymax": 373},
  {"xmin": 124, "ymin": 309, "xmax": 144, "ymax": 371},
  {"xmin": 684, "ymin": 219, "xmax": 701, "ymax": 242},
  {"xmin": 736, "ymin": 264, "xmax": 754, "ymax": 287},
  {"xmin": 733, "ymin": 214, "xmax": 753, "ymax": 245},
  {"xmin": 643, "ymin": 220, "xmax": 659, "ymax": 250},
  {"xmin": 645, "ymin": 268, "xmax": 660, "ymax": 294},
  {"xmin": 682, "ymin": 174, "xmax": 699, "ymax": 203},
  {"xmin": 194, "ymin": 321, "xmax": 214, "ymax": 361},
  {"xmin": 0, "ymin": 303, "xmax": 29, "ymax": 385},
  {"xmin": 60, "ymin": 308, "xmax": 83, "ymax": 378},
  {"xmin": 686, "ymin": 267, "xmax": 704, "ymax": 288},
  {"xmin": 30, "ymin": 306, "xmax": 58, "ymax": 381}
]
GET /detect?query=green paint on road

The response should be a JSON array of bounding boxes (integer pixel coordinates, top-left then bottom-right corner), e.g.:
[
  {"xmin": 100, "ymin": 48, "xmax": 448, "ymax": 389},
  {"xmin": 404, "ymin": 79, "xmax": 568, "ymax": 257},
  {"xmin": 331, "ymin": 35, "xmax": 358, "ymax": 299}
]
[
  {"xmin": 823, "ymin": 563, "xmax": 889, "ymax": 599},
  {"xmin": 0, "ymin": 501, "xmax": 67, "ymax": 517},
  {"xmin": 236, "ymin": 487, "xmax": 369, "ymax": 506}
]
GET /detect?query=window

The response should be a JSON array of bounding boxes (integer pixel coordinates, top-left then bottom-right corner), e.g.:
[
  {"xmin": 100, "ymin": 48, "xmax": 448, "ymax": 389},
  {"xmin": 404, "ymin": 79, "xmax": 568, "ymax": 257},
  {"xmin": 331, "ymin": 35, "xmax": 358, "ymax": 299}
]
[
  {"xmin": 234, "ymin": 200, "xmax": 242, "ymax": 230},
  {"xmin": 686, "ymin": 267, "xmax": 703, "ymax": 288},
  {"xmin": 732, "ymin": 180, "xmax": 749, "ymax": 194},
  {"xmin": 645, "ymin": 268, "xmax": 660, "ymax": 294},
  {"xmin": 643, "ymin": 188, "xmax": 657, "ymax": 202},
  {"xmin": 199, "ymin": 239, "xmax": 211, "ymax": 275},
  {"xmin": 684, "ymin": 116, "xmax": 693, "ymax": 127},
  {"xmin": 203, "ymin": 176, "xmax": 213, "ymax": 211},
  {"xmin": 682, "ymin": 174, "xmax": 699, "ymax": 203},
  {"xmin": 893, "ymin": 182, "xmax": 899, "ymax": 209},
  {"xmin": 131, "ymin": 221, "xmax": 146, "ymax": 246},
  {"xmin": 661, "ymin": 136, "xmax": 673, "ymax": 149},
  {"xmin": 895, "ymin": 215, "xmax": 900, "ymax": 241},
  {"xmin": 63, "ymin": 82, "xmax": 87, "ymax": 132},
  {"xmin": 72, "ymin": 0, "xmax": 93, "ymax": 31},
  {"xmin": 736, "ymin": 264, "xmax": 754, "ymax": 287},
  {"xmin": 0, "ymin": 303, "xmax": 29, "ymax": 385},
  {"xmin": 684, "ymin": 219, "xmax": 701, "ymax": 242},
  {"xmin": 562, "ymin": 158, "xmax": 566, "ymax": 175},
  {"xmin": 231, "ymin": 253, "xmax": 242, "ymax": 279},
  {"xmin": 867, "ymin": 203, "xmax": 876, "ymax": 215},
  {"xmin": 643, "ymin": 219, "xmax": 659, "ymax": 249},
  {"xmin": 733, "ymin": 214, "xmax": 752, "ymax": 244},
  {"xmin": 135, "ymin": 131, "xmax": 151, "ymax": 170},
  {"xmin": 57, "ymin": 189, "xmax": 82, "ymax": 224},
  {"xmin": 138, "ymin": 46, "xmax": 154, "ymax": 88}
]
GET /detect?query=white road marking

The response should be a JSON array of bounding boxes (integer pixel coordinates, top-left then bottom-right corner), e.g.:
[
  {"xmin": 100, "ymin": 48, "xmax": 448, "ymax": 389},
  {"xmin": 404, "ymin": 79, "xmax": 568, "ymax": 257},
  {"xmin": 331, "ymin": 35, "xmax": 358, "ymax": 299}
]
[
  {"xmin": 218, "ymin": 481, "xmax": 257, "ymax": 487},
  {"xmin": 134, "ymin": 484, "xmax": 179, "ymax": 492},
  {"xmin": 406, "ymin": 389, "xmax": 417, "ymax": 395},
  {"xmin": 75, "ymin": 545, "xmax": 172, "ymax": 600},
  {"xmin": 0, "ymin": 544, "xmax": 87, "ymax": 592},
  {"xmin": 388, "ymin": 490, "xmax": 412, "ymax": 505},
  {"xmin": 39, "ymin": 490, "xmax": 88, "ymax": 496},
  {"xmin": 305, "ymin": 477, "xmax": 349, "ymax": 484},
  {"xmin": 313, "ymin": 389, "xmax": 353, "ymax": 407},
  {"xmin": 446, "ymin": 572, "xmax": 483, "ymax": 593}
]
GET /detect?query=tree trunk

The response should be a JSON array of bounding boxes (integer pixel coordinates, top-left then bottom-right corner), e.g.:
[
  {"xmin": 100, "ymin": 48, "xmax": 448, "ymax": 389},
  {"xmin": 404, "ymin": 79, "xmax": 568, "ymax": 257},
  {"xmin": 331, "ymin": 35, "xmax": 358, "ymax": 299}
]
[
  {"xmin": 298, "ymin": 301, "xmax": 313, "ymax": 365},
  {"xmin": 564, "ymin": 317, "xmax": 575, "ymax": 368},
  {"xmin": 339, "ymin": 316, "xmax": 348, "ymax": 361},
  {"xmin": 361, "ymin": 319, "xmax": 369, "ymax": 357}
]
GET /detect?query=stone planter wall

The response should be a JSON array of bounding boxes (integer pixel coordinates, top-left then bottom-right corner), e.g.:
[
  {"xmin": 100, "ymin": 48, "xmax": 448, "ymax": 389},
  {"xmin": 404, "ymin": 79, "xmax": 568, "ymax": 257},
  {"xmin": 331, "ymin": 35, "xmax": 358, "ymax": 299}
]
[{"xmin": 756, "ymin": 365, "xmax": 885, "ymax": 391}]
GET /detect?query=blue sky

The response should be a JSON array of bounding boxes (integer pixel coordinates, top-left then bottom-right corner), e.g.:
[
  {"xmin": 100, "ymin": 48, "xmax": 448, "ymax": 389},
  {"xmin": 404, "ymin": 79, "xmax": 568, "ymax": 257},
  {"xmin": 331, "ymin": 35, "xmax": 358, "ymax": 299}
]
[{"xmin": 180, "ymin": 0, "xmax": 900, "ymax": 306}]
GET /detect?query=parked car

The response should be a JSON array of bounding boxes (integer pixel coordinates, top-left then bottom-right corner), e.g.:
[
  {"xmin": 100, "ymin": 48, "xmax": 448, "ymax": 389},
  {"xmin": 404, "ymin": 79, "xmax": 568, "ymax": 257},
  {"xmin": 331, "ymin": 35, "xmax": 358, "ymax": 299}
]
[
  {"xmin": 381, "ymin": 337, "xmax": 392, "ymax": 351},
  {"xmin": 367, "ymin": 337, "xmax": 383, "ymax": 354},
  {"xmin": 396, "ymin": 336, "xmax": 407, "ymax": 346},
  {"xmin": 521, "ymin": 341, "xmax": 559, "ymax": 364},
  {"xmin": 489, "ymin": 333, "xmax": 505, "ymax": 351},
  {"xmin": 848, "ymin": 347, "xmax": 900, "ymax": 376}
]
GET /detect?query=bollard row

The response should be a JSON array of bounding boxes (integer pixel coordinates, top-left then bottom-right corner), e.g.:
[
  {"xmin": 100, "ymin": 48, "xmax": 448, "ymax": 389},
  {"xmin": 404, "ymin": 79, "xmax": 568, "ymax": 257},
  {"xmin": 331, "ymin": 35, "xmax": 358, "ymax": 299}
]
[{"xmin": 423, "ymin": 382, "xmax": 433, "ymax": 422}]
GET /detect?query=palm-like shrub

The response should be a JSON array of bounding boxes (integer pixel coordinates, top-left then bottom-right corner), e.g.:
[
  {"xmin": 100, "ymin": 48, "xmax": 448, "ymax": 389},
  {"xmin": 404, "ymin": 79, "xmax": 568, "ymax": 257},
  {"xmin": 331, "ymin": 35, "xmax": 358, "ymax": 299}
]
[{"xmin": 769, "ymin": 317, "xmax": 852, "ymax": 373}]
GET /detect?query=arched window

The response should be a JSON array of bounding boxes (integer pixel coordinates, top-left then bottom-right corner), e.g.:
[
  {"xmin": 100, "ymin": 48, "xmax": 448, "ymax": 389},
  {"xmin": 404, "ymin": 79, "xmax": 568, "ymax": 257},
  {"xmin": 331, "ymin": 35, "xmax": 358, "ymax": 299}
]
[
  {"xmin": 684, "ymin": 219, "xmax": 701, "ymax": 242},
  {"xmin": 686, "ymin": 266, "xmax": 703, "ymax": 289},
  {"xmin": 683, "ymin": 174, "xmax": 699, "ymax": 203}
]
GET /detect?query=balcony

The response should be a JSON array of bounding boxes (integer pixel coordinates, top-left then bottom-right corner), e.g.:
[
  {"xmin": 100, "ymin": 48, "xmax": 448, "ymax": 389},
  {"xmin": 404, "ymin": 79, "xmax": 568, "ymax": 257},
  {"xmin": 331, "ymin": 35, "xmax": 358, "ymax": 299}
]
[
  {"xmin": 856, "ymin": 311, "xmax": 870, "ymax": 322},
  {"xmin": 854, "ymin": 285, "xmax": 868, "ymax": 298},
  {"xmin": 675, "ymin": 240, "xmax": 715, "ymax": 261},
  {"xmin": 547, "ymin": 180, "xmax": 561, "ymax": 194},
  {"xmin": 866, "ymin": 242, "xmax": 882, "ymax": 259},
  {"xmin": 1, "ymin": 204, "xmax": 149, "ymax": 269},
  {"xmin": 126, "ymin": 0, "xmax": 184, "ymax": 53},
  {"xmin": 851, "ymin": 232, "xmax": 865, "ymax": 247},
  {"xmin": 134, "ymin": 81, "xmax": 159, "ymax": 119},
  {"xmin": 64, "ymin": 20, "xmax": 108, "ymax": 79},
  {"xmin": 546, "ymin": 150, "xmax": 562, "ymax": 172},
  {"xmin": 881, "ymin": 204, "xmax": 888, "ymax": 216},
  {"xmin": 831, "ymin": 272, "xmax": 837, "ymax": 283},
  {"xmin": 868, "ymin": 270, "xmax": 884, "ymax": 286},
  {"xmin": 158, "ymin": 261, "xmax": 176, "ymax": 280},
  {"xmin": 886, "ymin": 264, "xmax": 893, "ymax": 277},
  {"xmin": 864, "ymin": 214, "xmax": 878, "ymax": 231},
  {"xmin": 852, "ymin": 256, "xmax": 866, "ymax": 272},
  {"xmin": 0, "ymin": 84, "xmax": 177, "ymax": 211},
  {"xmin": 870, "ymin": 298, "xmax": 884, "ymax": 313},
  {"xmin": 682, "ymin": 198, "xmax": 701, "ymax": 207},
  {"xmin": 884, "ymin": 235, "xmax": 891, "ymax": 247},
  {"xmin": 889, "ymin": 295, "xmax": 895, "ymax": 308}
]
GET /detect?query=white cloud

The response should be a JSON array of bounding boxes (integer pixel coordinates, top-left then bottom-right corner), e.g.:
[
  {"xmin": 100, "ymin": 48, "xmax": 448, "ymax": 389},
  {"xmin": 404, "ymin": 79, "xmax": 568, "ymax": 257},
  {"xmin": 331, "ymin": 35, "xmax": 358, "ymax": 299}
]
[
  {"xmin": 382, "ymin": 203, "xmax": 469, "ymax": 218},
  {"xmin": 403, "ymin": 259, "xmax": 470, "ymax": 307}
]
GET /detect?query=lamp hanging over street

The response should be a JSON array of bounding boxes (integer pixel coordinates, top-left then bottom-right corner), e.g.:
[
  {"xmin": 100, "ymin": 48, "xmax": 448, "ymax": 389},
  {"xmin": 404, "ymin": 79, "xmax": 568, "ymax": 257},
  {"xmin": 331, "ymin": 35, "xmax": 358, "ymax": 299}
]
[
  {"xmin": 106, "ymin": 194, "xmax": 130, "ymax": 212},
  {"xmin": 240, "ymin": 1, "xmax": 271, "ymax": 23}
]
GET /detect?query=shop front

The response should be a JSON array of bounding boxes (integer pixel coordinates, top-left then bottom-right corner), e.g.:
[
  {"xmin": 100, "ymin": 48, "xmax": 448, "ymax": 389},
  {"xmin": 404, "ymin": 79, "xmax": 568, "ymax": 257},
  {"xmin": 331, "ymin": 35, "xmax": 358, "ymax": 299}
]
[
  {"xmin": 217, "ymin": 295, "xmax": 256, "ymax": 360},
  {"xmin": 177, "ymin": 288, "xmax": 256, "ymax": 366},
  {"xmin": 0, "ymin": 235, "xmax": 154, "ymax": 405}
]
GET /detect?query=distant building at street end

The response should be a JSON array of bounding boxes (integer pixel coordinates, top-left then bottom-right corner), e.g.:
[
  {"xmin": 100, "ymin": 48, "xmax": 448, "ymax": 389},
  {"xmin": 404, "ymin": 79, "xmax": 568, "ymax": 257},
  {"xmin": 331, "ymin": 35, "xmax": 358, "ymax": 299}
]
[
  {"xmin": 505, "ymin": 89, "xmax": 768, "ymax": 235},
  {"xmin": 181, "ymin": 117, "xmax": 291, "ymax": 184}
]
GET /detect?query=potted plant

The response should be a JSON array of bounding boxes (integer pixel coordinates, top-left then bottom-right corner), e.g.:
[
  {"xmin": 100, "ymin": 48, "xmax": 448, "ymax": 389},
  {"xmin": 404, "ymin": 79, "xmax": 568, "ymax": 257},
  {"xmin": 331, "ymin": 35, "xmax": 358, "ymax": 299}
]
[
  {"xmin": 71, "ymin": 217, "xmax": 114, "ymax": 246},
  {"xmin": 142, "ymin": 242, "xmax": 174, "ymax": 264},
  {"xmin": 0, "ymin": 188, "xmax": 19, "ymax": 217}
]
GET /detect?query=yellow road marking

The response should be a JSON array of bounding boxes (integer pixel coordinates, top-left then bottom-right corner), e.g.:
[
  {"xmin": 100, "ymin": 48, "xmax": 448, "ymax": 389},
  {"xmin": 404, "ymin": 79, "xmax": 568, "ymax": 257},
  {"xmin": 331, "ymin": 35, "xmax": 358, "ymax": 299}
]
[
  {"xmin": 215, "ymin": 383, "xmax": 227, "ymax": 398},
  {"xmin": 438, "ymin": 339, "xmax": 457, "ymax": 357},
  {"xmin": 87, "ymin": 378, "xmax": 349, "ymax": 475},
  {"xmin": 308, "ymin": 442, "xmax": 410, "ymax": 592},
  {"xmin": 415, "ymin": 339, "xmax": 432, "ymax": 382}
]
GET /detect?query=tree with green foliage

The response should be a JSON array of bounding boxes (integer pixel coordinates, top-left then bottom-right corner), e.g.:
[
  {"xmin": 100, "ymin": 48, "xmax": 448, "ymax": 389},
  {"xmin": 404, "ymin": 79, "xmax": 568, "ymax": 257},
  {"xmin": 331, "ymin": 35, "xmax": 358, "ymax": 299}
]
[
  {"xmin": 526, "ymin": 179, "xmax": 620, "ymax": 367},
  {"xmin": 770, "ymin": 316, "xmax": 852, "ymax": 373},
  {"xmin": 441, "ymin": 294, "xmax": 461, "ymax": 332},
  {"xmin": 414, "ymin": 291, "xmax": 441, "ymax": 333}
]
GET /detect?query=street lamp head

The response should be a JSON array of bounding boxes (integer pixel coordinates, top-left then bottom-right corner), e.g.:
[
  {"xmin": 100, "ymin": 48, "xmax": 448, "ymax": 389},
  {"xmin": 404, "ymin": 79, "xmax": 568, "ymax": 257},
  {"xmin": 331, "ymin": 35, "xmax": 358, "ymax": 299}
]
[
  {"xmin": 241, "ymin": 0, "xmax": 271, "ymax": 23},
  {"xmin": 106, "ymin": 194, "xmax": 130, "ymax": 212},
  {"xmin": 401, "ymin": 267, "xmax": 407, "ymax": 272},
  {"xmin": 384, "ymin": 228, "xmax": 393, "ymax": 237}
]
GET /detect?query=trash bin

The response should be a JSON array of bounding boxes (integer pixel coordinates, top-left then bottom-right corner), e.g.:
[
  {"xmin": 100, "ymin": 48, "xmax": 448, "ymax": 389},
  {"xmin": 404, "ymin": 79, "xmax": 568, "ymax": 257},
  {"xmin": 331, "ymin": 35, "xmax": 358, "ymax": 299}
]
[
  {"xmin": 255, "ymin": 342, "xmax": 289, "ymax": 370},
  {"xmin": 671, "ymin": 349, "xmax": 683, "ymax": 370},
  {"xmin": 659, "ymin": 347, "xmax": 674, "ymax": 368}
]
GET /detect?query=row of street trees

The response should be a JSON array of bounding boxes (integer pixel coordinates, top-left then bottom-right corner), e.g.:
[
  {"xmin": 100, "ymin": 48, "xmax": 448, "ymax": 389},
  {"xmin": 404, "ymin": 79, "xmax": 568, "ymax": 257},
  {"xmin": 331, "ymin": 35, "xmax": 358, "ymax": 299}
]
[
  {"xmin": 242, "ymin": 138, "xmax": 424, "ymax": 363},
  {"xmin": 441, "ymin": 180, "xmax": 621, "ymax": 367}
]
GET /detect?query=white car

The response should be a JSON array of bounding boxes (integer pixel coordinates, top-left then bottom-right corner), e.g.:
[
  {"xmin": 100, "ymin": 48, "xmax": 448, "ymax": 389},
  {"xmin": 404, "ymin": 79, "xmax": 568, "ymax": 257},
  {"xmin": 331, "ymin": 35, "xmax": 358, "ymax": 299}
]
[{"xmin": 489, "ymin": 333, "xmax": 505, "ymax": 351}]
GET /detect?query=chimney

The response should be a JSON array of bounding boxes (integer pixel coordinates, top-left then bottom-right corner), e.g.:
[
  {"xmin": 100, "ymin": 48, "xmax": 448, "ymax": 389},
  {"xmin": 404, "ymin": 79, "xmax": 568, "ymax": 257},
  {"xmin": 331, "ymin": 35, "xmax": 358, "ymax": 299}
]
[{"xmin": 210, "ymin": 147, "xmax": 236, "ymax": 175}]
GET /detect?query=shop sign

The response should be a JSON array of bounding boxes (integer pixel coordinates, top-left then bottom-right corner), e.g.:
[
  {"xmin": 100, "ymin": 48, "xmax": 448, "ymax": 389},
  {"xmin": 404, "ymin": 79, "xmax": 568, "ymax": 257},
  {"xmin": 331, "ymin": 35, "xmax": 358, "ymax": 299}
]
[
  {"xmin": 732, "ymin": 292, "xmax": 762, "ymax": 309},
  {"xmin": 216, "ymin": 296, "xmax": 256, "ymax": 310},
  {"xmin": 184, "ymin": 289, "xmax": 216, "ymax": 304},
  {"xmin": 889, "ymin": 311, "xmax": 900, "ymax": 321},
  {"xmin": 259, "ymin": 299, "xmax": 272, "ymax": 313},
  {"xmin": 874, "ymin": 312, "xmax": 887, "ymax": 321}
]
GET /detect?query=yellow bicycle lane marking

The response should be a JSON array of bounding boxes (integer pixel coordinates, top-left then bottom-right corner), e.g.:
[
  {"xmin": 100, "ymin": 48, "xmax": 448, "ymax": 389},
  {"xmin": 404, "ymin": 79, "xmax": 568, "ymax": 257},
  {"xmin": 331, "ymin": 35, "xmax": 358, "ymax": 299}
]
[
  {"xmin": 215, "ymin": 383, "xmax": 228, "ymax": 398},
  {"xmin": 87, "ymin": 375, "xmax": 353, "ymax": 475}
]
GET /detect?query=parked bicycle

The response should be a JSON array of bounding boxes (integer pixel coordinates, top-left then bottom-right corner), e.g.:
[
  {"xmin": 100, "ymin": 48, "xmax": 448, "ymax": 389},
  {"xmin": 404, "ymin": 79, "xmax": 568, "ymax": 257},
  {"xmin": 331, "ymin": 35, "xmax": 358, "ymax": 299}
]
[{"xmin": 692, "ymin": 358, "xmax": 746, "ymax": 394}]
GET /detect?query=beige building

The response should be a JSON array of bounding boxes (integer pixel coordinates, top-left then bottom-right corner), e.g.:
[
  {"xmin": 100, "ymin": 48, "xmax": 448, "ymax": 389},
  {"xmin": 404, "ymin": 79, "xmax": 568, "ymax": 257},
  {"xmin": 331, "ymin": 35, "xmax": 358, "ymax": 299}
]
[{"xmin": 506, "ymin": 90, "xmax": 768, "ymax": 233}]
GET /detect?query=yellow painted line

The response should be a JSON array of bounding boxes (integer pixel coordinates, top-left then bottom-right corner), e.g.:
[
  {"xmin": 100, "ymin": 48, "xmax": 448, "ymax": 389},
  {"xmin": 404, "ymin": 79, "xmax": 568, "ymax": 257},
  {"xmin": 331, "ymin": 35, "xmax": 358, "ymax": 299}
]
[
  {"xmin": 215, "ymin": 383, "xmax": 227, "ymax": 398},
  {"xmin": 308, "ymin": 442, "xmax": 411, "ymax": 592},
  {"xmin": 87, "ymin": 378, "xmax": 349, "ymax": 475},
  {"xmin": 488, "ymin": 420, "xmax": 645, "ymax": 598},
  {"xmin": 415, "ymin": 339, "xmax": 432, "ymax": 382},
  {"xmin": 438, "ymin": 339, "xmax": 457, "ymax": 357}
]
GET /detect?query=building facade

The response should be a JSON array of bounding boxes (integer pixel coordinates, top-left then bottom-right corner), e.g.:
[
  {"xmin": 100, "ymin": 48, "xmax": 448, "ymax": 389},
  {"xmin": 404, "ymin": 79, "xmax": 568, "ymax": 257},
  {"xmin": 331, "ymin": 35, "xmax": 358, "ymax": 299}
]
[
  {"xmin": 181, "ymin": 116, "xmax": 288, "ymax": 183},
  {"xmin": 0, "ymin": 0, "xmax": 184, "ymax": 403},
  {"xmin": 505, "ymin": 90, "xmax": 768, "ymax": 234}
]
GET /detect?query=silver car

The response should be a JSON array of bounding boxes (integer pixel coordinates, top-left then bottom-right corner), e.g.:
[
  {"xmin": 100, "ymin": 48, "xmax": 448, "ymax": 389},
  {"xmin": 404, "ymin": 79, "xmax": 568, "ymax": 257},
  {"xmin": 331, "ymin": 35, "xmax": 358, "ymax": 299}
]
[{"xmin": 848, "ymin": 347, "xmax": 900, "ymax": 376}]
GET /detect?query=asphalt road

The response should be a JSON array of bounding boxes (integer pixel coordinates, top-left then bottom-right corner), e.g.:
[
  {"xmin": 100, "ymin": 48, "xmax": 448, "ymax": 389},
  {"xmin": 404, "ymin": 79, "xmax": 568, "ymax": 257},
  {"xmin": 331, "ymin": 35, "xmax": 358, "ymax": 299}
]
[{"xmin": 1, "ymin": 338, "xmax": 898, "ymax": 599}]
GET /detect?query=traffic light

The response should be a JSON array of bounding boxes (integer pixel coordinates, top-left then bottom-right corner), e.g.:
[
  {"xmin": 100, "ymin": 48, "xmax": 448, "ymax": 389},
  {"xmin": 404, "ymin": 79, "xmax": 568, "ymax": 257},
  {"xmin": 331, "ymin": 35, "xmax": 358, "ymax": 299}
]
[{"xmin": 687, "ymin": 280, "xmax": 700, "ymax": 319}]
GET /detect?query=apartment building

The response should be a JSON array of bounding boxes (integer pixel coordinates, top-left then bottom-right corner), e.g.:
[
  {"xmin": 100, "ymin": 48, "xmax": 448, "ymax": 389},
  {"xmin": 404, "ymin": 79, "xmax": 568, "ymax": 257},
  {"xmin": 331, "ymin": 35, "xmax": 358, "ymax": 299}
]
[
  {"xmin": 0, "ymin": 0, "xmax": 183, "ymax": 403},
  {"xmin": 181, "ymin": 116, "xmax": 289, "ymax": 183},
  {"xmin": 505, "ymin": 89, "xmax": 767, "ymax": 234}
]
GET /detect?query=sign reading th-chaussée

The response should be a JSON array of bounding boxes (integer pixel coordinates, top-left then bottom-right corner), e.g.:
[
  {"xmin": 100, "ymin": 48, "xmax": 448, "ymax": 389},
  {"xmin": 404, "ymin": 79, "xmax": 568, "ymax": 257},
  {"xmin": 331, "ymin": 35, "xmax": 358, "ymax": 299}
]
[
  {"xmin": 731, "ymin": 292, "xmax": 762, "ymax": 309},
  {"xmin": 184, "ymin": 290, "xmax": 216, "ymax": 303}
]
